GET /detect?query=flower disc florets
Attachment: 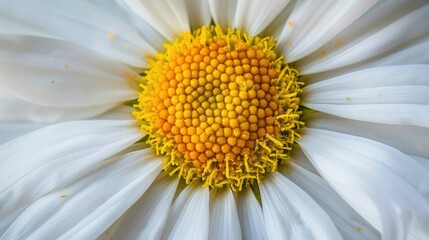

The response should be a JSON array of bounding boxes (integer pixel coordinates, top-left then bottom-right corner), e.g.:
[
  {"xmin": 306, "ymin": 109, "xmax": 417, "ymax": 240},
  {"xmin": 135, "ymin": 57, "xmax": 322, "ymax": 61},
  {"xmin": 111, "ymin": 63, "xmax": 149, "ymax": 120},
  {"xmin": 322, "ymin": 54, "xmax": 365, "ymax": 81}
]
[{"xmin": 134, "ymin": 25, "xmax": 303, "ymax": 191}]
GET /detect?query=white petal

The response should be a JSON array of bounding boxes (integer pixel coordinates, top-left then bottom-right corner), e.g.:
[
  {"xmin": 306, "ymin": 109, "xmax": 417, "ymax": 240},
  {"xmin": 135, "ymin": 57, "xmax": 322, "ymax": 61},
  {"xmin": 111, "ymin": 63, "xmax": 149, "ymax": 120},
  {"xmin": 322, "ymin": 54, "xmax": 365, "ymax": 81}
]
[
  {"xmin": 300, "ymin": 35, "xmax": 429, "ymax": 86},
  {"xmin": 298, "ymin": 2, "xmax": 429, "ymax": 74},
  {"xmin": 0, "ymin": 34, "xmax": 138, "ymax": 107},
  {"xmin": 284, "ymin": 163, "xmax": 380, "ymax": 240},
  {"xmin": 0, "ymin": 122, "xmax": 45, "ymax": 145},
  {"xmin": 0, "ymin": 120, "xmax": 142, "ymax": 234},
  {"xmin": 97, "ymin": 173, "xmax": 178, "ymax": 240},
  {"xmin": 0, "ymin": 93, "xmax": 117, "ymax": 123},
  {"xmin": 297, "ymin": 128, "xmax": 429, "ymax": 239},
  {"xmin": 162, "ymin": 182, "xmax": 209, "ymax": 240},
  {"xmin": 122, "ymin": 0, "xmax": 190, "ymax": 41},
  {"xmin": 237, "ymin": 188, "xmax": 268, "ymax": 240},
  {"xmin": 360, "ymin": 35, "xmax": 429, "ymax": 68},
  {"xmin": 88, "ymin": 0, "xmax": 167, "ymax": 51},
  {"xmin": 185, "ymin": 0, "xmax": 212, "ymax": 30},
  {"xmin": 209, "ymin": 188, "xmax": 241, "ymax": 240},
  {"xmin": 303, "ymin": 65, "xmax": 429, "ymax": 127},
  {"xmin": 0, "ymin": 0, "xmax": 154, "ymax": 67},
  {"xmin": 304, "ymin": 112, "xmax": 429, "ymax": 160},
  {"xmin": 302, "ymin": 129, "xmax": 429, "ymax": 201},
  {"xmin": 263, "ymin": 1, "xmax": 296, "ymax": 38},
  {"xmin": 1, "ymin": 149, "xmax": 162, "ymax": 239},
  {"xmin": 94, "ymin": 105, "xmax": 134, "ymax": 120},
  {"xmin": 208, "ymin": 0, "xmax": 238, "ymax": 30},
  {"xmin": 260, "ymin": 172, "xmax": 342, "ymax": 240},
  {"xmin": 233, "ymin": 0, "xmax": 291, "ymax": 36},
  {"xmin": 278, "ymin": 0, "xmax": 377, "ymax": 62},
  {"xmin": 410, "ymin": 155, "xmax": 429, "ymax": 171},
  {"xmin": 290, "ymin": 146, "xmax": 319, "ymax": 175}
]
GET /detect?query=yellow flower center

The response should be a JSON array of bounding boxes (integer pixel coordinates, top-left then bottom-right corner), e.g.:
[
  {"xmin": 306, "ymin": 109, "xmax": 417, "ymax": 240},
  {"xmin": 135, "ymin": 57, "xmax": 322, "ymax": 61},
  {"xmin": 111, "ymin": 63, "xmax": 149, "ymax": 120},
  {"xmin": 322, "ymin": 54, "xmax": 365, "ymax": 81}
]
[{"xmin": 134, "ymin": 25, "xmax": 303, "ymax": 191}]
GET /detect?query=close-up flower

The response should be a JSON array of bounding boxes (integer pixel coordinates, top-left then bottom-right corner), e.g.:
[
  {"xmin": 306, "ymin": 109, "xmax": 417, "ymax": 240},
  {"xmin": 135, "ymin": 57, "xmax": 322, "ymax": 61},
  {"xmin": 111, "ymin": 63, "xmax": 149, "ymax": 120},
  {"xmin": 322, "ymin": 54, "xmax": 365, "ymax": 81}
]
[{"xmin": 1, "ymin": 0, "xmax": 429, "ymax": 239}]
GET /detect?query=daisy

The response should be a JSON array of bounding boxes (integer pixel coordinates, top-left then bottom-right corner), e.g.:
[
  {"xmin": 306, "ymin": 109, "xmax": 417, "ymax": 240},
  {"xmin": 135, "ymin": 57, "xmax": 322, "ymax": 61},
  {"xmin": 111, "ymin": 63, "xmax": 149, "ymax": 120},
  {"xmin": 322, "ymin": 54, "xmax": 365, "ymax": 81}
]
[{"xmin": 1, "ymin": 0, "xmax": 429, "ymax": 239}]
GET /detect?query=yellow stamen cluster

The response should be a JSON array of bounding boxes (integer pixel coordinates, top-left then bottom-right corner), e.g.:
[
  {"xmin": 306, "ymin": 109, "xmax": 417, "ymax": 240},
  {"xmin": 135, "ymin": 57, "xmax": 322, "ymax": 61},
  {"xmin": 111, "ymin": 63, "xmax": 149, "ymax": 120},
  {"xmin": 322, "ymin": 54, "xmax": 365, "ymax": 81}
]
[{"xmin": 134, "ymin": 25, "xmax": 303, "ymax": 191}]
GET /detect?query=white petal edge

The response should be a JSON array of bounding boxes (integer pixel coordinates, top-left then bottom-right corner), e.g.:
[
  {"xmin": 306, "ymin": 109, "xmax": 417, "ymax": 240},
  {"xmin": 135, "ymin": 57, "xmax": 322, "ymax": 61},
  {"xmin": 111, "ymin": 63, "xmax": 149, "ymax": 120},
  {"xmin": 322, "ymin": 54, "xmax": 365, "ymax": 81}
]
[
  {"xmin": 0, "ymin": 0, "xmax": 154, "ymax": 67},
  {"xmin": 0, "ymin": 122, "xmax": 45, "ymax": 145},
  {"xmin": 410, "ymin": 155, "xmax": 429, "ymax": 171},
  {"xmin": 299, "ymin": 128, "xmax": 429, "ymax": 201},
  {"xmin": 0, "ymin": 104, "xmax": 133, "ymax": 145},
  {"xmin": 97, "ymin": 173, "xmax": 178, "ymax": 240},
  {"xmin": 208, "ymin": 0, "xmax": 238, "ymax": 30},
  {"xmin": 184, "ymin": 0, "xmax": 212, "ymax": 30},
  {"xmin": 0, "ymin": 120, "xmax": 143, "ymax": 234},
  {"xmin": 209, "ymin": 188, "xmax": 241, "ymax": 240},
  {"xmin": 304, "ymin": 112, "xmax": 429, "ymax": 160},
  {"xmin": 88, "ymin": 0, "xmax": 167, "ymax": 52},
  {"xmin": 0, "ymin": 93, "xmax": 117, "ymax": 123},
  {"xmin": 1, "ymin": 149, "xmax": 163, "ymax": 239},
  {"xmin": 0, "ymin": 34, "xmax": 139, "ymax": 107},
  {"xmin": 260, "ymin": 172, "xmax": 342, "ymax": 240},
  {"xmin": 277, "ymin": 0, "xmax": 378, "ymax": 62},
  {"xmin": 237, "ymin": 187, "xmax": 268, "ymax": 240},
  {"xmin": 122, "ymin": 0, "xmax": 190, "ymax": 41},
  {"xmin": 297, "ymin": 128, "xmax": 429, "ymax": 240},
  {"xmin": 303, "ymin": 65, "xmax": 429, "ymax": 127},
  {"xmin": 300, "ymin": 35, "xmax": 429, "ymax": 86},
  {"xmin": 161, "ymin": 182, "xmax": 209, "ymax": 240},
  {"xmin": 233, "ymin": 0, "xmax": 291, "ymax": 36},
  {"xmin": 298, "ymin": 3, "xmax": 429, "ymax": 74},
  {"xmin": 284, "ymin": 163, "xmax": 380, "ymax": 240}
]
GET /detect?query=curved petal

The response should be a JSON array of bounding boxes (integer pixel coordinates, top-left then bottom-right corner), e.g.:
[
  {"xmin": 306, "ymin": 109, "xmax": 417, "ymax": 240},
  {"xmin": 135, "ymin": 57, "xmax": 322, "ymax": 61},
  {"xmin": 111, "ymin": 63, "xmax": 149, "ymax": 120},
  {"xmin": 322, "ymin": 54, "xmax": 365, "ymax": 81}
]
[
  {"xmin": 161, "ymin": 182, "xmax": 209, "ymax": 240},
  {"xmin": 208, "ymin": 0, "xmax": 238, "ymax": 30},
  {"xmin": 260, "ymin": 172, "xmax": 342, "ymax": 240},
  {"xmin": 97, "ymin": 173, "xmax": 178, "ymax": 240},
  {"xmin": 284, "ymin": 163, "xmax": 381, "ymax": 240},
  {"xmin": 209, "ymin": 188, "xmax": 241, "ymax": 240},
  {"xmin": 298, "ymin": 2, "xmax": 429, "ymax": 74},
  {"xmin": 304, "ymin": 112, "xmax": 429, "ymax": 160},
  {"xmin": 233, "ymin": 0, "xmax": 291, "ymax": 36},
  {"xmin": 0, "ymin": 93, "xmax": 117, "ymax": 123},
  {"xmin": 0, "ymin": 34, "xmax": 138, "ymax": 107},
  {"xmin": 297, "ymin": 128, "xmax": 429, "ymax": 239},
  {"xmin": 0, "ymin": 120, "xmax": 143, "ymax": 235},
  {"xmin": 122, "ymin": 0, "xmax": 190, "ymax": 41},
  {"xmin": 1, "ymin": 149, "xmax": 162, "ymax": 239},
  {"xmin": 237, "ymin": 188, "xmax": 268, "ymax": 240},
  {"xmin": 0, "ymin": 0, "xmax": 154, "ymax": 67},
  {"xmin": 277, "ymin": 0, "xmax": 377, "ymax": 62},
  {"xmin": 303, "ymin": 65, "xmax": 429, "ymax": 127}
]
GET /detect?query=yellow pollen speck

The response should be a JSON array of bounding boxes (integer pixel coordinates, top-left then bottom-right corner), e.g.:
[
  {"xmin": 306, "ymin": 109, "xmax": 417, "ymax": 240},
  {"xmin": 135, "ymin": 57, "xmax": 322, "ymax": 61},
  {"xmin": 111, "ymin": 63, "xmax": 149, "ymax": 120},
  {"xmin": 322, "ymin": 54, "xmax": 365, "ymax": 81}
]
[
  {"xmin": 288, "ymin": 21, "xmax": 294, "ymax": 27},
  {"xmin": 320, "ymin": 49, "xmax": 327, "ymax": 55},
  {"xmin": 64, "ymin": 64, "xmax": 69, "ymax": 68},
  {"xmin": 108, "ymin": 33, "xmax": 115, "ymax": 40},
  {"xmin": 133, "ymin": 25, "xmax": 303, "ymax": 191},
  {"xmin": 355, "ymin": 226, "xmax": 362, "ymax": 232},
  {"xmin": 335, "ymin": 39, "xmax": 342, "ymax": 46},
  {"xmin": 60, "ymin": 194, "xmax": 68, "ymax": 198}
]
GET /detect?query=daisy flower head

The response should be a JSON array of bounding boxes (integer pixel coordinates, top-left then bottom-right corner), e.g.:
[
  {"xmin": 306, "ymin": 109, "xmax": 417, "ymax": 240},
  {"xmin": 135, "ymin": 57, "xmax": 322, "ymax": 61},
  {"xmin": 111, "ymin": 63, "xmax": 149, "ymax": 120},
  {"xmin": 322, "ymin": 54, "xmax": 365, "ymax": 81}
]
[{"xmin": 1, "ymin": 0, "xmax": 429, "ymax": 240}]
